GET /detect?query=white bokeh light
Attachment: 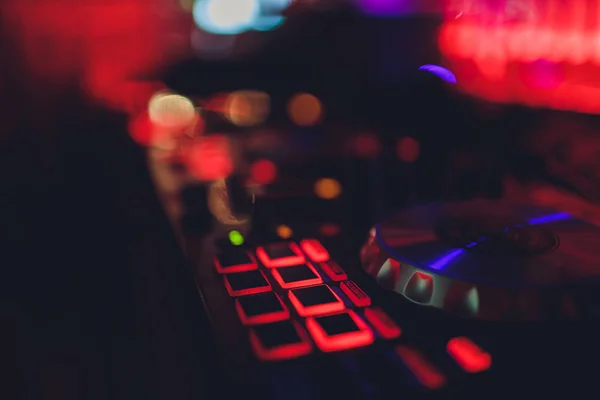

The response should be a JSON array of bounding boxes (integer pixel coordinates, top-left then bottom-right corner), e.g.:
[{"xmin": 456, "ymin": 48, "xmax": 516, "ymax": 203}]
[
  {"xmin": 148, "ymin": 93, "xmax": 196, "ymax": 129},
  {"xmin": 193, "ymin": 0, "xmax": 261, "ymax": 35}
]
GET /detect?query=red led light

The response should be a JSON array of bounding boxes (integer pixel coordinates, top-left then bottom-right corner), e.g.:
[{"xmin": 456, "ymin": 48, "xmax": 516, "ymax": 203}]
[
  {"xmin": 250, "ymin": 159, "xmax": 277, "ymax": 185},
  {"xmin": 128, "ymin": 112, "xmax": 155, "ymax": 146},
  {"xmin": 365, "ymin": 307, "xmax": 402, "ymax": 340},
  {"xmin": 256, "ymin": 243, "xmax": 306, "ymax": 268},
  {"xmin": 223, "ymin": 271, "xmax": 271, "ymax": 297},
  {"xmin": 396, "ymin": 345, "xmax": 446, "ymax": 390},
  {"xmin": 340, "ymin": 281, "xmax": 371, "ymax": 307},
  {"xmin": 319, "ymin": 223, "xmax": 340, "ymax": 237},
  {"xmin": 270, "ymin": 264, "xmax": 323, "ymax": 289},
  {"xmin": 300, "ymin": 239, "xmax": 330, "ymax": 262},
  {"xmin": 364, "ymin": 307, "xmax": 401, "ymax": 340},
  {"xmin": 318, "ymin": 261, "xmax": 347, "ymax": 282},
  {"xmin": 214, "ymin": 253, "xmax": 257, "ymax": 274},
  {"xmin": 447, "ymin": 337, "xmax": 492, "ymax": 373},
  {"xmin": 306, "ymin": 310, "xmax": 375, "ymax": 352},
  {"xmin": 288, "ymin": 286, "xmax": 345, "ymax": 317},
  {"xmin": 397, "ymin": 137, "xmax": 420, "ymax": 163},
  {"xmin": 235, "ymin": 294, "xmax": 290, "ymax": 325},
  {"xmin": 249, "ymin": 321, "xmax": 313, "ymax": 361},
  {"xmin": 186, "ymin": 136, "xmax": 234, "ymax": 181}
]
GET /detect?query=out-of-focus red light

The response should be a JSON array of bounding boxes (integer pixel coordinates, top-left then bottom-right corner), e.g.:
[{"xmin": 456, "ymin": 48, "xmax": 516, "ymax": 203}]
[
  {"xmin": 186, "ymin": 136, "xmax": 234, "ymax": 181},
  {"xmin": 353, "ymin": 133, "xmax": 381, "ymax": 158},
  {"xmin": 397, "ymin": 137, "xmax": 420, "ymax": 163},
  {"xmin": 439, "ymin": 1, "xmax": 600, "ymax": 114},
  {"xmin": 250, "ymin": 159, "xmax": 277, "ymax": 185},
  {"xmin": 319, "ymin": 223, "xmax": 340, "ymax": 237},
  {"xmin": 128, "ymin": 112, "xmax": 155, "ymax": 146}
]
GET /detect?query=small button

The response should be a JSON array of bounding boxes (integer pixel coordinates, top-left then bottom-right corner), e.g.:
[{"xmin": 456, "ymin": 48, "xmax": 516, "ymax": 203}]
[
  {"xmin": 256, "ymin": 242, "xmax": 305, "ymax": 268},
  {"xmin": 446, "ymin": 337, "xmax": 491, "ymax": 373},
  {"xmin": 300, "ymin": 239, "xmax": 330, "ymax": 262},
  {"xmin": 318, "ymin": 261, "xmax": 348, "ymax": 282},
  {"xmin": 364, "ymin": 307, "xmax": 401, "ymax": 339},
  {"xmin": 249, "ymin": 320, "xmax": 312, "ymax": 361},
  {"xmin": 340, "ymin": 281, "xmax": 371, "ymax": 307},
  {"xmin": 288, "ymin": 285, "xmax": 345, "ymax": 317},
  {"xmin": 271, "ymin": 264, "xmax": 323, "ymax": 289},
  {"xmin": 214, "ymin": 250, "xmax": 257, "ymax": 274},
  {"xmin": 306, "ymin": 310, "xmax": 374, "ymax": 352},
  {"xmin": 395, "ymin": 345, "xmax": 446, "ymax": 390},
  {"xmin": 223, "ymin": 270, "xmax": 271, "ymax": 297},
  {"xmin": 235, "ymin": 292, "xmax": 289, "ymax": 325}
]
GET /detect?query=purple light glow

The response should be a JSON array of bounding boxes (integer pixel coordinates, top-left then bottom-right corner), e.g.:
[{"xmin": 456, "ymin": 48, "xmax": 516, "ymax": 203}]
[
  {"xmin": 419, "ymin": 64, "xmax": 457, "ymax": 84},
  {"xmin": 355, "ymin": 0, "xmax": 414, "ymax": 16}
]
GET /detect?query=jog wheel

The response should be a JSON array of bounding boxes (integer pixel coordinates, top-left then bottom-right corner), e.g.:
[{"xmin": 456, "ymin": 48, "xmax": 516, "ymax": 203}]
[{"xmin": 361, "ymin": 199, "xmax": 600, "ymax": 321}]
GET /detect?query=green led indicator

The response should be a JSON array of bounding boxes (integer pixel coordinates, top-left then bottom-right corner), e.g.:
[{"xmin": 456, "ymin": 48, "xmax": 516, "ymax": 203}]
[{"xmin": 229, "ymin": 230, "xmax": 244, "ymax": 246}]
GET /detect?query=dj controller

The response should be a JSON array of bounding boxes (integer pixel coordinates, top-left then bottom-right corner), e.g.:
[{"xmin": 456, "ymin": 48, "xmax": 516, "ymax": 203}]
[
  {"xmin": 136, "ymin": 6, "xmax": 600, "ymax": 397},
  {"xmin": 147, "ymin": 121, "xmax": 600, "ymax": 398}
]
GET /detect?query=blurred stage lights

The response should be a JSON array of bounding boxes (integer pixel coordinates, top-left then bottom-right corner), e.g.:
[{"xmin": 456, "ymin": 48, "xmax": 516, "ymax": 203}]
[
  {"xmin": 193, "ymin": 0, "xmax": 290, "ymax": 35},
  {"xmin": 288, "ymin": 93, "xmax": 323, "ymax": 126},
  {"xmin": 314, "ymin": 178, "xmax": 341, "ymax": 200},
  {"xmin": 225, "ymin": 91, "xmax": 271, "ymax": 126},
  {"xmin": 148, "ymin": 92, "xmax": 197, "ymax": 129},
  {"xmin": 276, "ymin": 225, "xmax": 293, "ymax": 239}
]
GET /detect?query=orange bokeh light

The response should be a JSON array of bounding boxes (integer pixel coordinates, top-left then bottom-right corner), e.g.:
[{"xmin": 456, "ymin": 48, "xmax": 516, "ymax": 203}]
[{"xmin": 287, "ymin": 93, "xmax": 323, "ymax": 126}]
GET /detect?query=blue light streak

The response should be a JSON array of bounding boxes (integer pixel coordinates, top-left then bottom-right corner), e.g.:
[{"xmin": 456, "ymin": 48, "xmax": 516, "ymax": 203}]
[
  {"xmin": 429, "ymin": 249, "xmax": 464, "ymax": 270},
  {"xmin": 527, "ymin": 212, "xmax": 571, "ymax": 225}
]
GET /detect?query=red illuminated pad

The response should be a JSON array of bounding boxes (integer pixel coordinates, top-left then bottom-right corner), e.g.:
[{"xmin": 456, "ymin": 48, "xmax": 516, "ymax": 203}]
[
  {"xmin": 340, "ymin": 281, "xmax": 371, "ymax": 307},
  {"xmin": 306, "ymin": 310, "xmax": 374, "ymax": 352},
  {"xmin": 364, "ymin": 307, "xmax": 401, "ymax": 339},
  {"xmin": 270, "ymin": 264, "xmax": 323, "ymax": 289},
  {"xmin": 249, "ymin": 320, "xmax": 312, "ymax": 361},
  {"xmin": 396, "ymin": 345, "xmax": 446, "ymax": 390},
  {"xmin": 318, "ymin": 261, "xmax": 347, "ymax": 282},
  {"xmin": 288, "ymin": 285, "xmax": 345, "ymax": 317},
  {"xmin": 235, "ymin": 292, "xmax": 289, "ymax": 325},
  {"xmin": 223, "ymin": 270, "xmax": 271, "ymax": 297},
  {"xmin": 447, "ymin": 337, "xmax": 492, "ymax": 373},
  {"xmin": 300, "ymin": 239, "xmax": 330, "ymax": 262},
  {"xmin": 214, "ymin": 250, "xmax": 257, "ymax": 274},
  {"xmin": 256, "ymin": 242, "xmax": 305, "ymax": 268}
]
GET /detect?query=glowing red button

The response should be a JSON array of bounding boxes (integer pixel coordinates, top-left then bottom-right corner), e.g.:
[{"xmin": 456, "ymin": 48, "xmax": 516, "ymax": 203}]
[
  {"xmin": 235, "ymin": 292, "xmax": 289, "ymax": 325},
  {"xmin": 300, "ymin": 239, "xmax": 330, "ymax": 262},
  {"xmin": 447, "ymin": 337, "xmax": 492, "ymax": 373},
  {"xmin": 256, "ymin": 242, "xmax": 305, "ymax": 268},
  {"xmin": 250, "ymin": 320, "xmax": 312, "ymax": 361},
  {"xmin": 396, "ymin": 345, "xmax": 446, "ymax": 390},
  {"xmin": 306, "ymin": 310, "xmax": 374, "ymax": 352},
  {"xmin": 270, "ymin": 264, "xmax": 323, "ymax": 289},
  {"xmin": 223, "ymin": 270, "xmax": 271, "ymax": 297},
  {"xmin": 214, "ymin": 251, "xmax": 257, "ymax": 274},
  {"xmin": 318, "ymin": 261, "xmax": 347, "ymax": 282},
  {"xmin": 288, "ymin": 285, "xmax": 345, "ymax": 317},
  {"xmin": 364, "ymin": 307, "xmax": 401, "ymax": 339},
  {"xmin": 340, "ymin": 280, "xmax": 371, "ymax": 307}
]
